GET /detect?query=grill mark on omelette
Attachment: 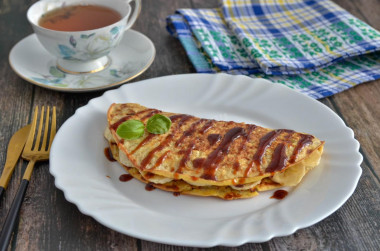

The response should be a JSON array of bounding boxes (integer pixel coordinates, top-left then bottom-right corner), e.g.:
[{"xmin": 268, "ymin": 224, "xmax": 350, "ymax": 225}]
[
  {"xmin": 265, "ymin": 131, "xmax": 294, "ymax": 173},
  {"xmin": 131, "ymin": 134, "xmax": 155, "ymax": 154},
  {"xmin": 200, "ymin": 127, "xmax": 246, "ymax": 180},
  {"xmin": 154, "ymin": 150, "xmax": 170, "ymax": 168},
  {"xmin": 140, "ymin": 115, "xmax": 192, "ymax": 169},
  {"xmin": 175, "ymin": 119, "xmax": 207, "ymax": 147},
  {"xmin": 264, "ymin": 132, "xmax": 313, "ymax": 173},
  {"xmin": 110, "ymin": 108, "xmax": 158, "ymax": 130},
  {"xmin": 232, "ymin": 124, "xmax": 257, "ymax": 184},
  {"xmin": 266, "ymin": 143, "xmax": 288, "ymax": 173},
  {"xmin": 244, "ymin": 129, "xmax": 293, "ymax": 177},
  {"xmin": 175, "ymin": 143, "xmax": 196, "ymax": 179},
  {"xmin": 289, "ymin": 134, "xmax": 314, "ymax": 164},
  {"xmin": 140, "ymin": 109, "xmax": 161, "ymax": 121},
  {"xmin": 199, "ymin": 119, "xmax": 214, "ymax": 133},
  {"xmin": 173, "ymin": 118, "xmax": 217, "ymax": 178}
]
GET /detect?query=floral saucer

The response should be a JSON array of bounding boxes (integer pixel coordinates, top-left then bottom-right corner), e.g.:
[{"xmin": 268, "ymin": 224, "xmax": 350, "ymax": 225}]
[{"xmin": 9, "ymin": 30, "xmax": 155, "ymax": 92}]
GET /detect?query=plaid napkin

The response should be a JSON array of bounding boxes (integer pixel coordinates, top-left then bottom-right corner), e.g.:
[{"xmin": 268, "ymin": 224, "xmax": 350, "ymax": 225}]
[{"xmin": 167, "ymin": 0, "xmax": 380, "ymax": 99}]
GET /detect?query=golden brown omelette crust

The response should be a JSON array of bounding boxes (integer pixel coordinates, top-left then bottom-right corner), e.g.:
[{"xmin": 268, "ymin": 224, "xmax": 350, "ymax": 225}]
[
  {"xmin": 108, "ymin": 141, "xmax": 260, "ymax": 200},
  {"xmin": 107, "ymin": 103, "xmax": 325, "ymax": 188}
]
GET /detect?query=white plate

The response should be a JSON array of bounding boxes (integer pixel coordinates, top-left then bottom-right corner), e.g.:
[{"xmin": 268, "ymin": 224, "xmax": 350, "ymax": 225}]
[
  {"xmin": 9, "ymin": 30, "xmax": 155, "ymax": 92},
  {"xmin": 50, "ymin": 73, "xmax": 362, "ymax": 247}
]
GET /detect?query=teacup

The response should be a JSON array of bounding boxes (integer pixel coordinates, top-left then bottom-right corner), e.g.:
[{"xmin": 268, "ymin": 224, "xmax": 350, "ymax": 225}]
[{"xmin": 27, "ymin": 0, "xmax": 141, "ymax": 74}]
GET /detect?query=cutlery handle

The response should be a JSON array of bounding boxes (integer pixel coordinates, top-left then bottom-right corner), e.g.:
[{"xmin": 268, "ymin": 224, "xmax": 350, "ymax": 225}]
[
  {"xmin": 0, "ymin": 187, "xmax": 4, "ymax": 201},
  {"xmin": 0, "ymin": 179, "xmax": 29, "ymax": 250}
]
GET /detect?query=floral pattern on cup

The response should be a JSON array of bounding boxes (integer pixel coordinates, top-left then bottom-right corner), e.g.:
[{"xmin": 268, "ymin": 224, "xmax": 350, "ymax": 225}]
[{"xmin": 58, "ymin": 26, "xmax": 123, "ymax": 61}]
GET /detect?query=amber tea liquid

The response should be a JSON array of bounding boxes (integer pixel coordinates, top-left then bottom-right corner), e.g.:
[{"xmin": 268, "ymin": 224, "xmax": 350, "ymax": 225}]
[{"xmin": 38, "ymin": 5, "xmax": 122, "ymax": 31}]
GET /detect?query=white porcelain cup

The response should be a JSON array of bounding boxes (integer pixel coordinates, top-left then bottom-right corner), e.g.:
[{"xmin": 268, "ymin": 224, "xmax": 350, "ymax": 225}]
[{"xmin": 27, "ymin": 0, "xmax": 141, "ymax": 74}]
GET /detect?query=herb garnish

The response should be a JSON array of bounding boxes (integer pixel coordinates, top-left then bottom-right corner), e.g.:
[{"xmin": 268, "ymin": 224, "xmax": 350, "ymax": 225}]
[
  {"xmin": 116, "ymin": 114, "xmax": 172, "ymax": 139},
  {"xmin": 146, "ymin": 114, "xmax": 172, "ymax": 134},
  {"xmin": 116, "ymin": 120, "xmax": 145, "ymax": 140}
]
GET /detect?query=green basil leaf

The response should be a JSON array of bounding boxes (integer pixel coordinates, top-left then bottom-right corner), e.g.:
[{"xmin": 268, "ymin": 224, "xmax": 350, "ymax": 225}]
[
  {"xmin": 146, "ymin": 114, "xmax": 172, "ymax": 134},
  {"xmin": 116, "ymin": 120, "xmax": 145, "ymax": 139}
]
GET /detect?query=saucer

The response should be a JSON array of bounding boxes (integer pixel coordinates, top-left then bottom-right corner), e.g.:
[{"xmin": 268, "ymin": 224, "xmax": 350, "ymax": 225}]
[{"xmin": 9, "ymin": 30, "xmax": 155, "ymax": 92}]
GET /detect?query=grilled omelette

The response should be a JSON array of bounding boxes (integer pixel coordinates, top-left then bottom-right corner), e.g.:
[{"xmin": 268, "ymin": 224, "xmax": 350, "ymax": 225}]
[{"xmin": 104, "ymin": 103, "xmax": 325, "ymax": 200}]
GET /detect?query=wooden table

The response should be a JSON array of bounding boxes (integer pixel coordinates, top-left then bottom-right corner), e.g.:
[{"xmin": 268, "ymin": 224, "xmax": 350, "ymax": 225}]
[{"xmin": 0, "ymin": 0, "xmax": 379, "ymax": 250}]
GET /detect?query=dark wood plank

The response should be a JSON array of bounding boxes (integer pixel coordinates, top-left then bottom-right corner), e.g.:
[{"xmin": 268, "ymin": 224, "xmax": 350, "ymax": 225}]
[
  {"xmin": 327, "ymin": 0, "xmax": 380, "ymax": 177},
  {"xmin": 328, "ymin": 82, "xmax": 380, "ymax": 178},
  {"xmin": 0, "ymin": 0, "xmax": 35, "ymax": 229},
  {"xmin": 131, "ymin": 0, "xmax": 197, "ymax": 81},
  {"xmin": 338, "ymin": 0, "xmax": 380, "ymax": 30}
]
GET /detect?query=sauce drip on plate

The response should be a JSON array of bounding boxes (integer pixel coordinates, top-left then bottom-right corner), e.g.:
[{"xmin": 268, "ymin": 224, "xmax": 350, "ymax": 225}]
[
  {"xmin": 270, "ymin": 189, "xmax": 288, "ymax": 200},
  {"xmin": 119, "ymin": 174, "xmax": 133, "ymax": 182},
  {"xmin": 104, "ymin": 147, "xmax": 116, "ymax": 162}
]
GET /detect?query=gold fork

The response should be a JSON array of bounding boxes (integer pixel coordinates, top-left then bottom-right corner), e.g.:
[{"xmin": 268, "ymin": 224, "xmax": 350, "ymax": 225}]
[{"xmin": 0, "ymin": 106, "xmax": 56, "ymax": 248}]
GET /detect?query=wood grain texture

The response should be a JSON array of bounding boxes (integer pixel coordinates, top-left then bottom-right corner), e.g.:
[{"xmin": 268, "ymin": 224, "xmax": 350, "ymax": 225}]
[
  {"xmin": 0, "ymin": 0, "xmax": 379, "ymax": 250},
  {"xmin": 325, "ymin": 0, "xmax": 380, "ymax": 178}
]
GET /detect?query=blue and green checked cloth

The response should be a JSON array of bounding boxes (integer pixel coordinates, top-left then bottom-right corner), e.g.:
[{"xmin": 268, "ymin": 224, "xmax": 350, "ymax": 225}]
[{"xmin": 166, "ymin": 0, "xmax": 380, "ymax": 99}]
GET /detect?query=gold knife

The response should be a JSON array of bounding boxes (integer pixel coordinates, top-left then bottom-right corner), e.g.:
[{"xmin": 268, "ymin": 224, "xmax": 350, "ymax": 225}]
[{"xmin": 0, "ymin": 125, "xmax": 31, "ymax": 199}]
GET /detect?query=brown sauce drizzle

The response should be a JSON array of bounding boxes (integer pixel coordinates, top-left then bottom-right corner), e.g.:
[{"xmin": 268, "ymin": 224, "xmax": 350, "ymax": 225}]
[
  {"xmin": 245, "ymin": 129, "xmax": 293, "ymax": 176},
  {"xmin": 175, "ymin": 143, "xmax": 195, "ymax": 178},
  {"xmin": 266, "ymin": 143, "xmax": 288, "ymax": 172},
  {"xmin": 200, "ymin": 127, "xmax": 245, "ymax": 180},
  {"xmin": 154, "ymin": 150, "xmax": 170, "ymax": 168},
  {"xmin": 199, "ymin": 120, "xmax": 214, "ymax": 133},
  {"xmin": 239, "ymin": 125, "xmax": 256, "ymax": 151},
  {"xmin": 270, "ymin": 189, "xmax": 288, "ymax": 200},
  {"xmin": 289, "ymin": 134, "xmax": 314, "ymax": 163},
  {"xmin": 104, "ymin": 147, "xmax": 116, "ymax": 162},
  {"xmin": 173, "ymin": 192, "xmax": 181, "ymax": 197},
  {"xmin": 131, "ymin": 134, "xmax": 155, "ymax": 154},
  {"xmin": 252, "ymin": 130, "xmax": 282, "ymax": 167},
  {"xmin": 193, "ymin": 158, "xmax": 205, "ymax": 168},
  {"xmin": 140, "ymin": 115, "xmax": 192, "ymax": 169},
  {"xmin": 169, "ymin": 114, "xmax": 192, "ymax": 122},
  {"xmin": 175, "ymin": 119, "xmax": 205, "ymax": 147},
  {"xmin": 145, "ymin": 183, "xmax": 156, "ymax": 191},
  {"xmin": 110, "ymin": 109, "xmax": 156, "ymax": 130},
  {"xmin": 207, "ymin": 134, "xmax": 221, "ymax": 146},
  {"xmin": 141, "ymin": 134, "xmax": 175, "ymax": 169},
  {"xmin": 119, "ymin": 174, "xmax": 133, "ymax": 182},
  {"xmin": 232, "ymin": 125, "xmax": 256, "ymax": 175},
  {"xmin": 233, "ymin": 162, "xmax": 240, "ymax": 175},
  {"xmin": 140, "ymin": 109, "xmax": 161, "ymax": 121}
]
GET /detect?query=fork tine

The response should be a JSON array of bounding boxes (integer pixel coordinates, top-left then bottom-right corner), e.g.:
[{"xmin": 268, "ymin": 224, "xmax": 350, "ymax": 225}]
[
  {"xmin": 41, "ymin": 106, "xmax": 50, "ymax": 151},
  {"xmin": 48, "ymin": 106, "xmax": 57, "ymax": 151},
  {"xmin": 24, "ymin": 106, "xmax": 39, "ymax": 151},
  {"xmin": 34, "ymin": 106, "xmax": 45, "ymax": 151}
]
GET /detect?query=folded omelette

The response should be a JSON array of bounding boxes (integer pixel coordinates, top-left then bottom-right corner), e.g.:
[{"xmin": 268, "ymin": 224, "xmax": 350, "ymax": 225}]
[{"xmin": 104, "ymin": 103, "xmax": 324, "ymax": 200}]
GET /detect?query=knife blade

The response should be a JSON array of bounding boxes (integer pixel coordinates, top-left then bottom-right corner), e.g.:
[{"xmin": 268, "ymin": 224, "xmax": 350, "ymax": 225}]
[{"xmin": 0, "ymin": 124, "xmax": 31, "ymax": 200}]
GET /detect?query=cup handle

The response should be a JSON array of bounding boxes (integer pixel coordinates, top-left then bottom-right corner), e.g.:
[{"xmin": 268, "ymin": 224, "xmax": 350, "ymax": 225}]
[{"xmin": 125, "ymin": 0, "xmax": 141, "ymax": 30}]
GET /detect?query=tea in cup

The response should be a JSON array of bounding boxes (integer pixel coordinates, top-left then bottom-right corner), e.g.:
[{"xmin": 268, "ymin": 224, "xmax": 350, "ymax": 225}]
[{"xmin": 27, "ymin": 0, "xmax": 141, "ymax": 74}]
